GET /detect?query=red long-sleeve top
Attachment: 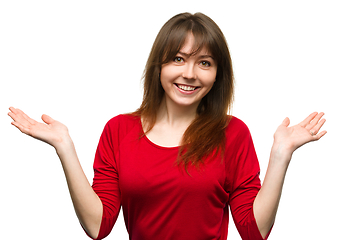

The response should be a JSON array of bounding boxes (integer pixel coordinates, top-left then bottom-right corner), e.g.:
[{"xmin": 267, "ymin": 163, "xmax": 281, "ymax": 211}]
[{"xmin": 89, "ymin": 114, "xmax": 270, "ymax": 240}]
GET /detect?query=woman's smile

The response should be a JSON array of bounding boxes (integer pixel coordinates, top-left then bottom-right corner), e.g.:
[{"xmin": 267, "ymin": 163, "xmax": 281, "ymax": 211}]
[{"xmin": 174, "ymin": 83, "xmax": 201, "ymax": 94}]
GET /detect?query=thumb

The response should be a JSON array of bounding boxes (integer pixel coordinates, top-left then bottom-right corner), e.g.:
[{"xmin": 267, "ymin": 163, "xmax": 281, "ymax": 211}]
[
  {"xmin": 281, "ymin": 117, "xmax": 290, "ymax": 127},
  {"xmin": 41, "ymin": 114, "xmax": 54, "ymax": 124}
]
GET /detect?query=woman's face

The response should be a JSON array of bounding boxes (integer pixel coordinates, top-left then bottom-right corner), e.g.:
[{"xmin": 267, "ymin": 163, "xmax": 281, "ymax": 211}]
[{"xmin": 160, "ymin": 34, "xmax": 217, "ymax": 111}]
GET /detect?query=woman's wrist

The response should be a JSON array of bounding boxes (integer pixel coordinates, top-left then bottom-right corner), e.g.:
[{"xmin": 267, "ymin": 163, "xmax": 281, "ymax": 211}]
[
  {"xmin": 269, "ymin": 143, "xmax": 293, "ymax": 167},
  {"xmin": 54, "ymin": 136, "xmax": 76, "ymax": 158}
]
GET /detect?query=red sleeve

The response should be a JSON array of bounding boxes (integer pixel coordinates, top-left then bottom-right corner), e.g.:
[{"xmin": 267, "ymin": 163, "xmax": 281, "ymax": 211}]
[
  {"xmin": 228, "ymin": 118, "xmax": 272, "ymax": 240},
  {"xmin": 89, "ymin": 118, "xmax": 122, "ymax": 240}
]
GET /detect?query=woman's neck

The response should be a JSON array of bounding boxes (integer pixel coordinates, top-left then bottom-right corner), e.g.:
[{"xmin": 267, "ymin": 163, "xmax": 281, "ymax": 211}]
[
  {"xmin": 157, "ymin": 96, "xmax": 198, "ymax": 128},
  {"xmin": 142, "ymin": 97, "xmax": 198, "ymax": 147}
]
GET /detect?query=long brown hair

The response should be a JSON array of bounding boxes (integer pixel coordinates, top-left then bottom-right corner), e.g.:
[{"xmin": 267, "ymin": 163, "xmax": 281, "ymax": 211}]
[{"xmin": 133, "ymin": 12, "xmax": 234, "ymax": 170}]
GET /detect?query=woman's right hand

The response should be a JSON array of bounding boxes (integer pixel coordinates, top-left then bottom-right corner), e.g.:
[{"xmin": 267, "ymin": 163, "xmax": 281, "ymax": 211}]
[
  {"xmin": 9, "ymin": 107, "xmax": 103, "ymax": 238},
  {"xmin": 8, "ymin": 107, "xmax": 71, "ymax": 150}
]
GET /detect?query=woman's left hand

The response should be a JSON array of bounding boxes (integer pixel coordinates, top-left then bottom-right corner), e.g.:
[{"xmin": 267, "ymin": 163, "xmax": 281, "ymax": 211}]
[
  {"xmin": 255, "ymin": 112, "xmax": 326, "ymax": 236},
  {"xmin": 272, "ymin": 112, "xmax": 327, "ymax": 160}
]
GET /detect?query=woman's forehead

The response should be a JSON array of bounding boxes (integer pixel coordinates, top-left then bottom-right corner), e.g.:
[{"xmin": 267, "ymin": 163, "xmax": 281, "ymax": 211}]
[{"xmin": 178, "ymin": 33, "xmax": 211, "ymax": 56}]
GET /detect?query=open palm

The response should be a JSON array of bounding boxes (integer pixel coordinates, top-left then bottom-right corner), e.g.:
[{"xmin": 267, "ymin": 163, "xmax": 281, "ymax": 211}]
[
  {"xmin": 274, "ymin": 112, "xmax": 327, "ymax": 154},
  {"xmin": 8, "ymin": 107, "xmax": 70, "ymax": 149}
]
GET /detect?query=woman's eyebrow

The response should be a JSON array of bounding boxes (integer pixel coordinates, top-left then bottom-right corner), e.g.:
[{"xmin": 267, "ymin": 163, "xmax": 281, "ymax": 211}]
[
  {"xmin": 177, "ymin": 51, "xmax": 191, "ymax": 58},
  {"xmin": 178, "ymin": 51, "xmax": 214, "ymax": 59},
  {"xmin": 198, "ymin": 54, "xmax": 214, "ymax": 60}
]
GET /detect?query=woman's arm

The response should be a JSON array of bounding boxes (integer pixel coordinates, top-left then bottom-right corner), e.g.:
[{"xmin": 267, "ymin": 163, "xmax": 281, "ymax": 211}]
[
  {"xmin": 8, "ymin": 107, "xmax": 103, "ymax": 239},
  {"xmin": 253, "ymin": 112, "xmax": 327, "ymax": 238}
]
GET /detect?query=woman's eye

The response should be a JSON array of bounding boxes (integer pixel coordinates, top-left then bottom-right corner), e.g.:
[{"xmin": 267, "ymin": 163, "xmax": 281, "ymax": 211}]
[
  {"xmin": 174, "ymin": 57, "xmax": 184, "ymax": 63},
  {"xmin": 200, "ymin": 61, "xmax": 211, "ymax": 67}
]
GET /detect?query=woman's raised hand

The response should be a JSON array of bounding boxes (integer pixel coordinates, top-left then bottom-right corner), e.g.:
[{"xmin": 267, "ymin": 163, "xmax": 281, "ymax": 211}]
[
  {"xmin": 9, "ymin": 107, "xmax": 103, "ymax": 237},
  {"xmin": 8, "ymin": 107, "xmax": 71, "ymax": 150},
  {"xmin": 273, "ymin": 112, "xmax": 327, "ymax": 159}
]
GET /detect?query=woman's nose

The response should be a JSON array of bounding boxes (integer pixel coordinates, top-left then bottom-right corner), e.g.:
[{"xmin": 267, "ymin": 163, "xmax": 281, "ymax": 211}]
[{"xmin": 182, "ymin": 63, "xmax": 196, "ymax": 80}]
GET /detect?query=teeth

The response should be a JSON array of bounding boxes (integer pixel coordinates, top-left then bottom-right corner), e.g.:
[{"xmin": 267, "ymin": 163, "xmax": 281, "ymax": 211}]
[{"xmin": 178, "ymin": 85, "xmax": 195, "ymax": 91}]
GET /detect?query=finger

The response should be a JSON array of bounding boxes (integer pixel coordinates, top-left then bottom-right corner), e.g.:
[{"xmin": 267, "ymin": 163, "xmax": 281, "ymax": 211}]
[
  {"xmin": 308, "ymin": 112, "xmax": 325, "ymax": 130},
  {"xmin": 310, "ymin": 118, "xmax": 326, "ymax": 136},
  {"xmin": 9, "ymin": 107, "xmax": 20, "ymax": 117},
  {"xmin": 41, "ymin": 114, "xmax": 54, "ymax": 125},
  {"xmin": 8, "ymin": 109, "xmax": 29, "ymax": 127},
  {"xmin": 312, "ymin": 130, "xmax": 327, "ymax": 141},
  {"xmin": 8, "ymin": 111, "xmax": 16, "ymax": 121},
  {"xmin": 11, "ymin": 120, "xmax": 30, "ymax": 135},
  {"xmin": 8, "ymin": 110, "xmax": 26, "ymax": 124},
  {"xmin": 9, "ymin": 106, "xmax": 15, "ymax": 113},
  {"xmin": 300, "ymin": 112, "xmax": 318, "ymax": 127},
  {"xmin": 9, "ymin": 107, "xmax": 22, "ymax": 115},
  {"xmin": 9, "ymin": 107, "xmax": 37, "ymax": 127},
  {"xmin": 15, "ymin": 108, "xmax": 36, "ymax": 125},
  {"xmin": 281, "ymin": 117, "xmax": 290, "ymax": 127}
]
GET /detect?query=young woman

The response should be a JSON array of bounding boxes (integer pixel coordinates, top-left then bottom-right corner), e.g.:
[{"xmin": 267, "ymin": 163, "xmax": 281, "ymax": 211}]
[{"xmin": 8, "ymin": 12, "xmax": 326, "ymax": 240}]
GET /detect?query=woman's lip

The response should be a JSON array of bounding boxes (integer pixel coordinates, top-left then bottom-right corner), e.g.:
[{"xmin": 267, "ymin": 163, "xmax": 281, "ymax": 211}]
[
  {"xmin": 175, "ymin": 83, "xmax": 199, "ymax": 88},
  {"xmin": 174, "ymin": 83, "xmax": 200, "ymax": 94}
]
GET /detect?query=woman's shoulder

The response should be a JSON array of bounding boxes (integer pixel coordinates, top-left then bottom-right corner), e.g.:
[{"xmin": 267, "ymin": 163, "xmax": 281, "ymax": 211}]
[
  {"xmin": 107, "ymin": 113, "xmax": 140, "ymax": 124},
  {"xmin": 226, "ymin": 116, "xmax": 252, "ymax": 137},
  {"xmin": 228, "ymin": 116, "xmax": 250, "ymax": 130},
  {"xmin": 104, "ymin": 113, "xmax": 141, "ymax": 133}
]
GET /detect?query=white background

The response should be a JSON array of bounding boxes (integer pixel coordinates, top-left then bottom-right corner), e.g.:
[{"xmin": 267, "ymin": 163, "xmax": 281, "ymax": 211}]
[{"xmin": 1, "ymin": 1, "xmax": 339, "ymax": 239}]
